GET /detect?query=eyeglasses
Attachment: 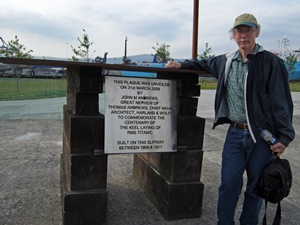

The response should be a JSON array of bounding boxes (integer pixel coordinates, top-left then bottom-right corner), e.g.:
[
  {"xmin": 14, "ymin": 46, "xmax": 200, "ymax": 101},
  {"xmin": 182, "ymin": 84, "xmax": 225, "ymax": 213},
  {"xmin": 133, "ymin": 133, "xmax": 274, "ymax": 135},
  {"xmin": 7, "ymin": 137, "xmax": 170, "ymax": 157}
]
[{"xmin": 235, "ymin": 28, "xmax": 255, "ymax": 36}]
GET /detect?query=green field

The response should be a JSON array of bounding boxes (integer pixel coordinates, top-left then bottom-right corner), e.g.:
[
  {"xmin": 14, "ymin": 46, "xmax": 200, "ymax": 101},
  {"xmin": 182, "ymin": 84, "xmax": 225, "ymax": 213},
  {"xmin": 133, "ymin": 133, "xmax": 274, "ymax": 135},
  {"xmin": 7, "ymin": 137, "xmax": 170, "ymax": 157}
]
[
  {"xmin": 0, "ymin": 77, "xmax": 299, "ymax": 101},
  {"xmin": 0, "ymin": 78, "xmax": 67, "ymax": 100},
  {"xmin": 199, "ymin": 79, "xmax": 300, "ymax": 92},
  {"xmin": 288, "ymin": 82, "xmax": 300, "ymax": 92}
]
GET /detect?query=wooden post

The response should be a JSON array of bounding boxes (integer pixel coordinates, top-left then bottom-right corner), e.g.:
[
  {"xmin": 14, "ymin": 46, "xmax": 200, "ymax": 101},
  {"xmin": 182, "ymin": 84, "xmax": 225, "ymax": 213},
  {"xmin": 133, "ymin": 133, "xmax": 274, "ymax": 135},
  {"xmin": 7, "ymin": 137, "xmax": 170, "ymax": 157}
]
[{"xmin": 192, "ymin": 0, "xmax": 199, "ymax": 58}]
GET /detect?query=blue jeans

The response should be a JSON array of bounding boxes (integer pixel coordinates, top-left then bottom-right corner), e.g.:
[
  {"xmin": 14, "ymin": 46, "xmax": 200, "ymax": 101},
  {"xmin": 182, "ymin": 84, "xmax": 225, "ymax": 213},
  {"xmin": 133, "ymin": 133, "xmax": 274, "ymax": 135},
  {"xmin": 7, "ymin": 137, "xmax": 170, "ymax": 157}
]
[{"xmin": 217, "ymin": 125, "xmax": 272, "ymax": 225}]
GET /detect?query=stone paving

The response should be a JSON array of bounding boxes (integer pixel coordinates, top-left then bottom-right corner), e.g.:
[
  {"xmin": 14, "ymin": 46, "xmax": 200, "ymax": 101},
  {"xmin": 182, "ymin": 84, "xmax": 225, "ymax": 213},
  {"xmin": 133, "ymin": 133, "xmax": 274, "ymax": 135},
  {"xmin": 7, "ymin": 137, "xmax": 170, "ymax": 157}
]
[{"xmin": 0, "ymin": 90, "xmax": 299, "ymax": 224}]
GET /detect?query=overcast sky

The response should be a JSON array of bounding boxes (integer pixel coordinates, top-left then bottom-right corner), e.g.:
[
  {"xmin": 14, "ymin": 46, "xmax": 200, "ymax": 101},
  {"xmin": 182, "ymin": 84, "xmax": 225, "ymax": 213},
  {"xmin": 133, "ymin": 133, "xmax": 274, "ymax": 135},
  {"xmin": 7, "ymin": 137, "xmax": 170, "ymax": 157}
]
[{"xmin": 1, "ymin": 0, "xmax": 300, "ymax": 60}]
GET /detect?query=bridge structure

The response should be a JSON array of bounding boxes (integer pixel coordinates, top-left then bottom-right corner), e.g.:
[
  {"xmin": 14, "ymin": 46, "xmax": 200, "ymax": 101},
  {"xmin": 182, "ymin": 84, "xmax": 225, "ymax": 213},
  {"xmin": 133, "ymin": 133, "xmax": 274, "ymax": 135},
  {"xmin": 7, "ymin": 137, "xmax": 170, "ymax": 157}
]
[{"xmin": 0, "ymin": 57, "xmax": 212, "ymax": 225}]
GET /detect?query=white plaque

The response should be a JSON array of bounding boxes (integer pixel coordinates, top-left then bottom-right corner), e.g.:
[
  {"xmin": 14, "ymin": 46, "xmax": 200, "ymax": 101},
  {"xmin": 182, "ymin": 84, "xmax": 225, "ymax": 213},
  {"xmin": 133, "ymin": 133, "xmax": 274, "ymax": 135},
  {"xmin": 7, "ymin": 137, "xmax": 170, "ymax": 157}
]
[{"xmin": 104, "ymin": 76, "xmax": 177, "ymax": 154}]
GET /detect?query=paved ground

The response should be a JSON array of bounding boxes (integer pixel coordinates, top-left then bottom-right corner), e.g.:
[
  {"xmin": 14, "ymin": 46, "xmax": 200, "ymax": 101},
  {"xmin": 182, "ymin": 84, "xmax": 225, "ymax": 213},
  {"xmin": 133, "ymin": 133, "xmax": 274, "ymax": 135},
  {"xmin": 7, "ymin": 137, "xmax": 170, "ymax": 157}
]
[{"xmin": 0, "ymin": 90, "xmax": 299, "ymax": 225}]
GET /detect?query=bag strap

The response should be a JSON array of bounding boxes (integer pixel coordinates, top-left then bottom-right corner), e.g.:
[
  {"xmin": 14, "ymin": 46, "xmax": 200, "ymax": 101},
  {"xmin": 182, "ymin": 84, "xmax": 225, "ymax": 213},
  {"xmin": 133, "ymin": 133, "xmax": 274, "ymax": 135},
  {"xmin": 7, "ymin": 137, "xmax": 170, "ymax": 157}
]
[
  {"xmin": 262, "ymin": 200, "xmax": 281, "ymax": 225},
  {"xmin": 272, "ymin": 202, "xmax": 281, "ymax": 225},
  {"xmin": 261, "ymin": 186, "xmax": 282, "ymax": 225},
  {"xmin": 262, "ymin": 186, "xmax": 271, "ymax": 225},
  {"xmin": 263, "ymin": 199, "xmax": 268, "ymax": 225}
]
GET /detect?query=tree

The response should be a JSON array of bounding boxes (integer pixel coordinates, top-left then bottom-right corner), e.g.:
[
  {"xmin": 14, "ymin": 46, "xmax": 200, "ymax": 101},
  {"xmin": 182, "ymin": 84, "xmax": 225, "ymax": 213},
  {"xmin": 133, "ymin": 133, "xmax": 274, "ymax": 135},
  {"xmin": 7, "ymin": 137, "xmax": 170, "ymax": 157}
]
[
  {"xmin": 0, "ymin": 35, "xmax": 33, "ymax": 58},
  {"xmin": 71, "ymin": 29, "xmax": 94, "ymax": 62},
  {"xmin": 0, "ymin": 36, "xmax": 33, "ymax": 93},
  {"xmin": 284, "ymin": 53, "xmax": 297, "ymax": 76},
  {"xmin": 198, "ymin": 43, "xmax": 215, "ymax": 60},
  {"xmin": 152, "ymin": 42, "xmax": 171, "ymax": 63},
  {"xmin": 198, "ymin": 43, "xmax": 217, "ymax": 87}
]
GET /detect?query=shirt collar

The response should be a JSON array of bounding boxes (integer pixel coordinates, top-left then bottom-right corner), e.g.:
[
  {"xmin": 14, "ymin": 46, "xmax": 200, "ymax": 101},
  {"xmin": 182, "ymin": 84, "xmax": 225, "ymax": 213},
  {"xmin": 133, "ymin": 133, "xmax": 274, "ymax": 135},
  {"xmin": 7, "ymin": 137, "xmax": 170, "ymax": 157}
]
[{"xmin": 233, "ymin": 44, "xmax": 260, "ymax": 61}]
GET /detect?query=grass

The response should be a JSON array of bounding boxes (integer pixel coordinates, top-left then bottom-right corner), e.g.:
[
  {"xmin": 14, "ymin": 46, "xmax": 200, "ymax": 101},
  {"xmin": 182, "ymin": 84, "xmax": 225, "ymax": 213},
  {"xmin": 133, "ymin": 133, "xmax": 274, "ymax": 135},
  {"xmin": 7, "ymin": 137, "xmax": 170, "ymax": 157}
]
[
  {"xmin": 199, "ymin": 78, "xmax": 218, "ymax": 90},
  {"xmin": 0, "ymin": 77, "xmax": 299, "ymax": 101},
  {"xmin": 199, "ymin": 79, "xmax": 300, "ymax": 92},
  {"xmin": 0, "ymin": 78, "xmax": 66, "ymax": 101},
  {"xmin": 288, "ymin": 81, "xmax": 300, "ymax": 92}
]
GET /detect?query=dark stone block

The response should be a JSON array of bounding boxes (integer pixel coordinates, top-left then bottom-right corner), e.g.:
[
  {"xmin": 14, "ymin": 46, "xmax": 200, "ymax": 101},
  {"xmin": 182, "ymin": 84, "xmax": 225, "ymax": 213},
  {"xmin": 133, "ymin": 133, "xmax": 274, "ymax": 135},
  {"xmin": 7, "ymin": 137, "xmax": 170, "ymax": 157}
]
[
  {"xmin": 60, "ymin": 155, "xmax": 108, "ymax": 225},
  {"xmin": 177, "ymin": 96, "xmax": 198, "ymax": 116},
  {"xmin": 79, "ymin": 77, "xmax": 103, "ymax": 93},
  {"xmin": 75, "ymin": 93, "xmax": 99, "ymax": 116},
  {"xmin": 79, "ymin": 66, "xmax": 103, "ymax": 78},
  {"xmin": 66, "ymin": 88, "xmax": 76, "ymax": 113},
  {"xmin": 66, "ymin": 66, "xmax": 80, "ymax": 89},
  {"xmin": 180, "ymin": 83, "xmax": 201, "ymax": 97},
  {"xmin": 63, "ymin": 106, "xmax": 104, "ymax": 154},
  {"xmin": 156, "ymin": 73, "xmax": 199, "ymax": 85},
  {"xmin": 137, "ymin": 149, "xmax": 203, "ymax": 182},
  {"xmin": 133, "ymin": 154, "xmax": 204, "ymax": 220},
  {"xmin": 79, "ymin": 66, "xmax": 103, "ymax": 93},
  {"xmin": 62, "ymin": 153, "xmax": 107, "ymax": 191},
  {"xmin": 62, "ymin": 191, "xmax": 107, "ymax": 225},
  {"xmin": 67, "ymin": 66, "xmax": 103, "ymax": 93},
  {"xmin": 157, "ymin": 73, "xmax": 200, "ymax": 98},
  {"xmin": 66, "ymin": 67, "xmax": 102, "ymax": 112},
  {"xmin": 175, "ymin": 79, "xmax": 201, "ymax": 97},
  {"xmin": 66, "ymin": 66, "xmax": 102, "ymax": 115},
  {"xmin": 177, "ymin": 116, "xmax": 205, "ymax": 149}
]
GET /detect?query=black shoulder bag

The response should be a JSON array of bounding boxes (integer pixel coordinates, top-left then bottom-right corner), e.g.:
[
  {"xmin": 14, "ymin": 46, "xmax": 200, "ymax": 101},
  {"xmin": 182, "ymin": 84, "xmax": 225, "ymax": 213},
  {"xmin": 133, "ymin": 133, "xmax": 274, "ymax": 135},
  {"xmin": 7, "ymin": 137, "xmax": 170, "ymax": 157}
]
[{"xmin": 257, "ymin": 155, "xmax": 292, "ymax": 225}]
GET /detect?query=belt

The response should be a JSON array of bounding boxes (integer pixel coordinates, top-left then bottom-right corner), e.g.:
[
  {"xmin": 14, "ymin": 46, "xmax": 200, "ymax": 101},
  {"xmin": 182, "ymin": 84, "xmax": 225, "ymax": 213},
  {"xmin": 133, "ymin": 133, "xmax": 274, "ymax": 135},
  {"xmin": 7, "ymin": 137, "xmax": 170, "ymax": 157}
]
[{"xmin": 230, "ymin": 121, "xmax": 249, "ymax": 130}]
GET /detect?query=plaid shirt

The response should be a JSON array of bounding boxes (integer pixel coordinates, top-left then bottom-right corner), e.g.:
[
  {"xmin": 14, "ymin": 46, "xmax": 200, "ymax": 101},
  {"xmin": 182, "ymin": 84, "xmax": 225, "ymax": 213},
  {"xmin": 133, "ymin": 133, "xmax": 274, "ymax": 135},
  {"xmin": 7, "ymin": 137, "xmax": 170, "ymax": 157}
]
[{"xmin": 226, "ymin": 45, "xmax": 259, "ymax": 123}]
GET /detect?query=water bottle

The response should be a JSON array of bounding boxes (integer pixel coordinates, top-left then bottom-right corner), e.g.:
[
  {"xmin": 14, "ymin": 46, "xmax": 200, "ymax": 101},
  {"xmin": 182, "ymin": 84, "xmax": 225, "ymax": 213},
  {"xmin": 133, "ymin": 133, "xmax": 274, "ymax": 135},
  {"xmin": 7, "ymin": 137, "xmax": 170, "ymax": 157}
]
[{"xmin": 259, "ymin": 128, "xmax": 278, "ymax": 145}]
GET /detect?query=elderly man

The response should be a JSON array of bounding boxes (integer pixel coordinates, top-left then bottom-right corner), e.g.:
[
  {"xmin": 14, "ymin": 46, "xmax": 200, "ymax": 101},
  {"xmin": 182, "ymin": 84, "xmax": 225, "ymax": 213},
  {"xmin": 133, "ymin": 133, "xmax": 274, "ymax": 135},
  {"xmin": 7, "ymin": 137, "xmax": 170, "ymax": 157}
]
[{"xmin": 166, "ymin": 13, "xmax": 294, "ymax": 225}]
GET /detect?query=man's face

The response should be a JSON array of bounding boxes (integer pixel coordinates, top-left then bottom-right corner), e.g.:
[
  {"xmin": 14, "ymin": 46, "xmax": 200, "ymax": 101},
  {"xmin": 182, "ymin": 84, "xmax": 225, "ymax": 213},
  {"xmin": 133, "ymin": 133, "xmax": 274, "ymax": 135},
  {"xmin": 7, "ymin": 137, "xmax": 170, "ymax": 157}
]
[{"xmin": 233, "ymin": 25, "xmax": 258, "ymax": 52}]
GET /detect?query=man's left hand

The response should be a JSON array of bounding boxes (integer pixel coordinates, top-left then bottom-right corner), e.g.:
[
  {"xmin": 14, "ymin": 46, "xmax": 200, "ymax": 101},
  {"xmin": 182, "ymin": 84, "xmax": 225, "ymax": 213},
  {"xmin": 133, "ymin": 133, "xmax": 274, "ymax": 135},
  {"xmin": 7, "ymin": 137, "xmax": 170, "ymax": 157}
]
[{"xmin": 270, "ymin": 142, "xmax": 286, "ymax": 156}]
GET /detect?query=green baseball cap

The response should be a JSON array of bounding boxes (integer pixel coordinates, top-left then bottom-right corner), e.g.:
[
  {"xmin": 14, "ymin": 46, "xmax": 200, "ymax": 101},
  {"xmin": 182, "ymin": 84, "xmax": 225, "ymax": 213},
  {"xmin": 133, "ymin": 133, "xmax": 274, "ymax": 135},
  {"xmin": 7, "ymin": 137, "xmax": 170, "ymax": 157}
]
[{"xmin": 233, "ymin": 13, "xmax": 258, "ymax": 28}]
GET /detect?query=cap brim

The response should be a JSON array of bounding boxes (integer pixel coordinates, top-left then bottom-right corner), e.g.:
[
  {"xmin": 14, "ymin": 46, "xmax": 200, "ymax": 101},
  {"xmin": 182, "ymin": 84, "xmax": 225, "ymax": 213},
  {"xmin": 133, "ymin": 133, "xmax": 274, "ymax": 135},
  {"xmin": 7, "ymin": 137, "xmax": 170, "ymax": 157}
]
[{"xmin": 234, "ymin": 22, "xmax": 257, "ymax": 28}]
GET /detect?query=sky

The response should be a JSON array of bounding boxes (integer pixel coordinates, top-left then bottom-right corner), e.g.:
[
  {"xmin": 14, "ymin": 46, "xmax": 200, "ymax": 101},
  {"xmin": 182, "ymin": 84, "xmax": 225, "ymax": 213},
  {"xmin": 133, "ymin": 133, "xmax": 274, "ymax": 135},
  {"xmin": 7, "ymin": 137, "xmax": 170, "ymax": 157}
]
[{"xmin": 1, "ymin": 0, "xmax": 300, "ymax": 60}]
